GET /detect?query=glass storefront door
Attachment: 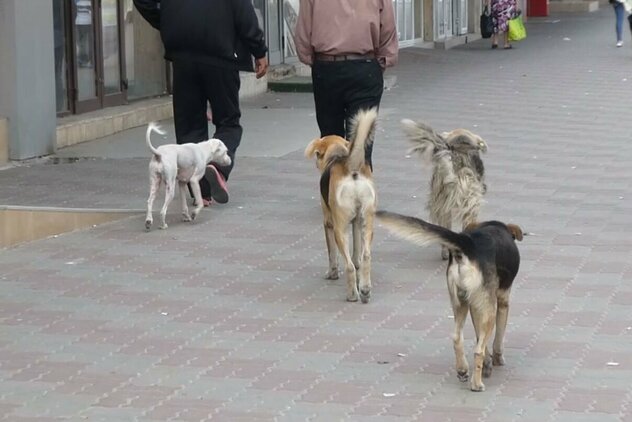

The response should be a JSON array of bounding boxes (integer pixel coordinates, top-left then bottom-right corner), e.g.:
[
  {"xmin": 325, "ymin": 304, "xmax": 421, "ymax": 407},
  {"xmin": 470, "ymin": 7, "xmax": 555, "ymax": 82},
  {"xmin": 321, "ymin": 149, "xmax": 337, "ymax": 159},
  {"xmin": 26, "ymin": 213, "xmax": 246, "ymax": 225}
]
[{"xmin": 70, "ymin": 0, "xmax": 127, "ymax": 114}]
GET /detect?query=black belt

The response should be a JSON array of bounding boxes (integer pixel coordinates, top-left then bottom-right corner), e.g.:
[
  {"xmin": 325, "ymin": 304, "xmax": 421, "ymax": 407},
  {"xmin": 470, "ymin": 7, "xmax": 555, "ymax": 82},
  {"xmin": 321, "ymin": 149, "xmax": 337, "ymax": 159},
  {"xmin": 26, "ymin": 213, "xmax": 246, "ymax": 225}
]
[{"xmin": 314, "ymin": 53, "xmax": 376, "ymax": 62}]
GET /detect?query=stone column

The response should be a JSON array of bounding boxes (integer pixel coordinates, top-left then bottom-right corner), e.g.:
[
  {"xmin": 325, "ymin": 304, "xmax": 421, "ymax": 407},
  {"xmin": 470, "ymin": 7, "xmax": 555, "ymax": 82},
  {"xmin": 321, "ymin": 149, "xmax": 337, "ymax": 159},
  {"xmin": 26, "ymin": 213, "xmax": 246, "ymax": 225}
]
[{"xmin": 0, "ymin": 0, "xmax": 57, "ymax": 160}]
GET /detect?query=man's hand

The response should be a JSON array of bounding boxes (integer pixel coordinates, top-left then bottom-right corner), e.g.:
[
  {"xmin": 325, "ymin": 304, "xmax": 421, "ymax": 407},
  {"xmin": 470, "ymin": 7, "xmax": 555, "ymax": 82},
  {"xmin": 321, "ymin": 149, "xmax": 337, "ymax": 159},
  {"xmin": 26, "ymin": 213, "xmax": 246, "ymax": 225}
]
[{"xmin": 255, "ymin": 57, "xmax": 269, "ymax": 79}]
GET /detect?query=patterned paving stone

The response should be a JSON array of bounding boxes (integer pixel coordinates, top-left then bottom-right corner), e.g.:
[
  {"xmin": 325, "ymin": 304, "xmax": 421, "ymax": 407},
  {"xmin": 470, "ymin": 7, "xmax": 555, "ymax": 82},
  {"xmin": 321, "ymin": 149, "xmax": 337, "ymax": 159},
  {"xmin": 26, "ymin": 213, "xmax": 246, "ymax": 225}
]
[{"xmin": 2, "ymin": 8, "xmax": 632, "ymax": 421}]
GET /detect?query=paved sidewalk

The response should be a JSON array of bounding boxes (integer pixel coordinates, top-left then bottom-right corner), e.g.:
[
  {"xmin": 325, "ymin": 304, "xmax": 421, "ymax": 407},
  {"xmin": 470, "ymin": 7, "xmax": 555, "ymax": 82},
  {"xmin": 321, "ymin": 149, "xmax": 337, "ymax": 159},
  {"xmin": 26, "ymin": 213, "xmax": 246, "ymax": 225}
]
[{"xmin": 1, "ymin": 9, "xmax": 632, "ymax": 421}]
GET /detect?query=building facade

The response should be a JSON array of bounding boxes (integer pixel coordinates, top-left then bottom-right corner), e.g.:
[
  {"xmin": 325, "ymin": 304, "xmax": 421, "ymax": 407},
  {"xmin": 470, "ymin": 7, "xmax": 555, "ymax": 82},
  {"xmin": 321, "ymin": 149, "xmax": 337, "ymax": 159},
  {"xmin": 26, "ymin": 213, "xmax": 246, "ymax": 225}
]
[{"xmin": 0, "ymin": 0, "xmax": 482, "ymax": 163}]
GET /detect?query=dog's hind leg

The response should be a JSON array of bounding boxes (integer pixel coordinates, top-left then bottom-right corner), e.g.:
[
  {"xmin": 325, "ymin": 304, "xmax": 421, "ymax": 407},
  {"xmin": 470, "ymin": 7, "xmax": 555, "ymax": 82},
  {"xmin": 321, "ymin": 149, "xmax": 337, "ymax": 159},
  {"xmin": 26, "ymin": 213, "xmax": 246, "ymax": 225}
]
[
  {"xmin": 352, "ymin": 217, "xmax": 362, "ymax": 271},
  {"xmin": 452, "ymin": 299, "xmax": 470, "ymax": 382},
  {"xmin": 159, "ymin": 179, "xmax": 176, "ymax": 229},
  {"xmin": 324, "ymin": 218, "xmax": 339, "ymax": 280},
  {"xmin": 145, "ymin": 171, "xmax": 161, "ymax": 230},
  {"xmin": 469, "ymin": 297, "xmax": 496, "ymax": 392},
  {"xmin": 333, "ymin": 223, "xmax": 358, "ymax": 302},
  {"xmin": 179, "ymin": 181, "xmax": 192, "ymax": 222},
  {"xmin": 357, "ymin": 213, "xmax": 374, "ymax": 304},
  {"xmin": 493, "ymin": 288, "xmax": 511, "ymax": 366}
]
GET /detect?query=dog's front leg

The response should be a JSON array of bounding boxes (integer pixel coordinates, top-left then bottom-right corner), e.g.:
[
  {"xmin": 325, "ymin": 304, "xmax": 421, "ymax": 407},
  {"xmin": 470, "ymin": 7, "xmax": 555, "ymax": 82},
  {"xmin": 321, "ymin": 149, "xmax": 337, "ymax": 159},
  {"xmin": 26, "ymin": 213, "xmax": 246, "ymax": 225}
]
[
  {"xmin": 432, "ymin": 210, "xmax": 452, "ymax": 260},
  {"xmin": 178, "ymin": 181, "xmax": 192, "ymax": 222},
  {"xmin": 189, "ymin": 180, "xmax": 204, "ymax": 221},
  {"xmin": 324, "ymin": 219, "xmax": 339, "ymax": 280},
  {"xmin": 333, "ymin": 224, "xmax": 358, "ymax": 302}
]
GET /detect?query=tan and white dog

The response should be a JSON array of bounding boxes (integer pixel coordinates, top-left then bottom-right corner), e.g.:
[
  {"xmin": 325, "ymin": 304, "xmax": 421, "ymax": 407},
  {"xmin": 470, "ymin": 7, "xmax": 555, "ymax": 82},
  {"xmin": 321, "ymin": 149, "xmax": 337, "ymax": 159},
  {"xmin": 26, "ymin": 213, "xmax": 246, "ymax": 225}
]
[
  {"xmin": 144, "ymin": 122, "xmax": 231, "ymax": 230},
  {"xmin": 376, "ymin": 210, "xmax": 523, "ymax": 392},
  {"xmin": 305, "ymin": 108, "xmax": 378, "ymax": 303}
]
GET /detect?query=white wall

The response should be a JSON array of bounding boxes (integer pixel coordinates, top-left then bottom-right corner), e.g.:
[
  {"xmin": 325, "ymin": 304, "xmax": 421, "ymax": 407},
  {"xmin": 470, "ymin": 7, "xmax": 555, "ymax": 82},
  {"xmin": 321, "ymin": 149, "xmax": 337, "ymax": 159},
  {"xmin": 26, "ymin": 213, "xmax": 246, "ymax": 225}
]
[{"xmin": 0, "ymin": 0, "xmax": 57, "ymax": 160}]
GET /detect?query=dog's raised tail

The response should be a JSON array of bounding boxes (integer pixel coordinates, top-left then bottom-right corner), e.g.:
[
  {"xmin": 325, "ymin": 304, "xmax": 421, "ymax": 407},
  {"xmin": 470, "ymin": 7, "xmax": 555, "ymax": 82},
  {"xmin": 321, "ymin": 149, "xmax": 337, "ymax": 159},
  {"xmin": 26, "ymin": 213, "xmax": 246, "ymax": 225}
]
[
  {"xmin": 347, "ymin": 107, "xmax": 378, "ymax": 173},
  {"xmin": 146, "ymin": 122, "xmax": 166, "ymax": 157},
  {"xmin": 401, "ymin": 119, "xmax": 447, "ymax": 163},
  {"xmin": 376, "ymin": 210, "xmax": 472, "ymax": 253}
]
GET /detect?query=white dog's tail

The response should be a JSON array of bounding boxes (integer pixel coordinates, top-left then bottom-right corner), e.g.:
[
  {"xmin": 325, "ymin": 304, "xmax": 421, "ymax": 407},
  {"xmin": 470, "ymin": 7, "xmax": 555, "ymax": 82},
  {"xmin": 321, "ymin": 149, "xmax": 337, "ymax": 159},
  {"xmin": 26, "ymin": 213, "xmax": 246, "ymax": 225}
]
[
  {"xmin": 400, "ymin": 119, "xmax": 448, "ymax": 164},
  {"xmin": 146, "ymin": 122, "xmax": 166, "ymax": 157},
  {"xmin": 347, "ymin": 107, "xmax": 378, "ymax": 173}
]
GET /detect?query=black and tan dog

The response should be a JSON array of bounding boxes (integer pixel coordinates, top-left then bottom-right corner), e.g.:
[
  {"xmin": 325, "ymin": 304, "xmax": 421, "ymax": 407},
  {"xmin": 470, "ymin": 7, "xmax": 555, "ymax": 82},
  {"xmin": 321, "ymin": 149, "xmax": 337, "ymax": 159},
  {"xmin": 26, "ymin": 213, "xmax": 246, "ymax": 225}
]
[
  {"xmin": 376, "ymin": 210, "xmax": 523, "ymax": 391},
  {"xmin": 305, "ymin": 108, "xmax": 378, "ymax": 303}
]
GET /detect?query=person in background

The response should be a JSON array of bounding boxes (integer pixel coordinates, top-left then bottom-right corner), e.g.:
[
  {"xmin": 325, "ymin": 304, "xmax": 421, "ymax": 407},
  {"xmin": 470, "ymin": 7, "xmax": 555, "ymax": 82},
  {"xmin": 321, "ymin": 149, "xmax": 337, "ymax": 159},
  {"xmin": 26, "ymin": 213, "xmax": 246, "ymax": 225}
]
[
  {"xmin": 610, "ymin": 0, "xmax": 632, "ymax": 47},
  {"xmin": 133, "ymin": 0, "xmax": 269, "ymax": 206},
  {"xmin": 488, "ymin": 0, "xmax": 517, "ymax": 49},
  {"xmin": 293, "ymin": 0, "xmax": 398, "ymax": 170}
]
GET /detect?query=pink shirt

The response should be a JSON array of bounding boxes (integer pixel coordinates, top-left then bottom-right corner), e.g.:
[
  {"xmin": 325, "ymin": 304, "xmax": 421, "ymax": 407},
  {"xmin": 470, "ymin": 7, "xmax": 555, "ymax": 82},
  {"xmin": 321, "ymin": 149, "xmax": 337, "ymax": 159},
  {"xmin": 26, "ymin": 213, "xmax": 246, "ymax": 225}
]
[{"xmin": 294, "ymin": 0, "xmax": 399, "ymax": 69}]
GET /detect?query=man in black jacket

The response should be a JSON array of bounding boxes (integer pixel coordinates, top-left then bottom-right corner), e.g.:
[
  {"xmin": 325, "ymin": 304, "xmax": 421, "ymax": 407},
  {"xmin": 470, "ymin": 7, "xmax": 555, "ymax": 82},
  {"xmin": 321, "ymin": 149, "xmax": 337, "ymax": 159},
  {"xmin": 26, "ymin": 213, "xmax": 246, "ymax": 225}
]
[{"xmin": 134, "ymin": 0, "xmax": 268, "ymax": 205}]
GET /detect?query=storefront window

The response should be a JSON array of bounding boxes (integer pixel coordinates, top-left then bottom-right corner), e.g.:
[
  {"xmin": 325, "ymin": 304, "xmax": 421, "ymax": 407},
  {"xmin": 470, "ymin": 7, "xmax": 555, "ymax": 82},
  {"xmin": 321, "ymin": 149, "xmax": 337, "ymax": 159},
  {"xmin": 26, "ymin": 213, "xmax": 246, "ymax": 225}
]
[
  {"xmin": 53, "ymin": 0, "xmax": 69, "ymax": 113},
  {"xmin": 123, "ymin": 0, "xmax": 167, "ymax": 100}
]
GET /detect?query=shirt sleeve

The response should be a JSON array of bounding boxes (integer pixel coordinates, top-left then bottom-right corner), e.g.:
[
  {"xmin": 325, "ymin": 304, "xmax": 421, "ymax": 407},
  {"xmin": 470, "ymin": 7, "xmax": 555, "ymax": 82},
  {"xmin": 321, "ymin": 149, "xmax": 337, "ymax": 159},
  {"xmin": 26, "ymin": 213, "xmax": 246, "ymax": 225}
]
[
  {"xmin": 377, "ymin": 0, "xmax": 399, "ymax": 68},
  {"xmin": 234, "ymin": 0, "xmax": 268, "ymax": 59},
  {"xmin": 294, "ymin": 0, "xmax": 314, "ymax": 65},
  {"xmin": 133, "ymin": 0, "xmax": 161, "ymax": 30}
]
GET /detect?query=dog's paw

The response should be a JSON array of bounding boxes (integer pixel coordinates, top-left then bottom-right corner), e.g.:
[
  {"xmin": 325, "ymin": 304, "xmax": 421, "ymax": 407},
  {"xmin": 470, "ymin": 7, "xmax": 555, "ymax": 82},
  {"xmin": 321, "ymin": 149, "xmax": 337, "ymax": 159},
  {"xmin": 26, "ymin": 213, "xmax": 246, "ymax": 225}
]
[
  {"xmin": 492, "ymin": 353, "xmax": 505, "ymax": 366},
  {"xmin": 159, "ymin": 223, "xmax": 168, "ymax": 230},
  {"xmin": 145, "ymin": 220, "xmax": 152, "ymax": 231},
  {"xmin": 359, "ymin": 288, "xmax": 371, "ymax": 304},
  {"xmin": 482, "ymin": 356, "xmax": 493, "ymax": 378},
  {"xmin": 325, "ymin": 269, "xmax": 339, "ymax": 280},
  {"xmin": 457, "ymin": 370, "xmax": 469, "ymax": 382},
  {"xmin": 470, "ymin": 379, "xmax": 485, "ymax": 392},
  {"xmin": 182, "ymin": 213, "xmax": 192, "ymax": 222},
  {"xmin": 346, "ymin": 291, "xmax": 359, "ymax": 302}
]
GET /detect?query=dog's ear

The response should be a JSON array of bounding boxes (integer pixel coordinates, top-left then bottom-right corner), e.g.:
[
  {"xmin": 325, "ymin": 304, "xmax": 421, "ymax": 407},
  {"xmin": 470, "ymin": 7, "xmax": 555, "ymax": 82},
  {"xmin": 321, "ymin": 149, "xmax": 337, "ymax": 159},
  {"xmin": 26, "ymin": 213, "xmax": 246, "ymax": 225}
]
[
  {"xmin": 507, "ymin": 224, "xmax": 524, "ymax": 241},
  {"xmin": 304, "ymin": 138, "xmax": 320, "ymax": 159},
  {"xmin": 464, "ymin": 222, "xmax": 480, "ymax": 232}
]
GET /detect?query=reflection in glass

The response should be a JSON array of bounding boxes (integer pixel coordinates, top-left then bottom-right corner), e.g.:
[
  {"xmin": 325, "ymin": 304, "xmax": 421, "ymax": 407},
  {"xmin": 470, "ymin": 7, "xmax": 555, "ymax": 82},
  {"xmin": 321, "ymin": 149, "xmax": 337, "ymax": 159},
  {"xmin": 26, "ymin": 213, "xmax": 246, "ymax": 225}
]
[
  {"xmin": 123, "ymin": 0, "xmax": 167, "ymax": 100},
  {"xmin": 102, "ymin": 0, "xmax": 121, "ymax": 95},
  {"xmin": 75, "ymin": 0, "xmax": 97, "ymax": 100},
  {"xmin": 53, "ymin": 0, "xmax": 68, "ymax": 113},
  {"xmin": 283, "ymin": 0, "xmax": 298, "ymax": 58},
  {"xmin": 268, "ymin": 0, "xmax": 281, "ymax": 56}
]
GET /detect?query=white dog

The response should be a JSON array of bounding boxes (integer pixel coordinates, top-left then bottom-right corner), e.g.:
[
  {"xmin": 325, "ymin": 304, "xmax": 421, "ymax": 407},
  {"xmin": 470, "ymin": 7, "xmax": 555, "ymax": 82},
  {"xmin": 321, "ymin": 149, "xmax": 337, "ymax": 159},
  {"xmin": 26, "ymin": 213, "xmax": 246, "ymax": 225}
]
[{"xmin": 144, "ymin": 122, "xmax": 231, "ymax": 230}]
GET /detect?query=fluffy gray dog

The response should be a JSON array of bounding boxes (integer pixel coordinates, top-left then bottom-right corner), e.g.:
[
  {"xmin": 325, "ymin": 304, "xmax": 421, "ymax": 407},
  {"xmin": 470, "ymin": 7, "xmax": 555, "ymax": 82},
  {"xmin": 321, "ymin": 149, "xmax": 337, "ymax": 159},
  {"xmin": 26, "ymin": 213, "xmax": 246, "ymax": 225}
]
[{"xmin": 401, "ymin": 119, "xmax": 488, "ymax": 259}]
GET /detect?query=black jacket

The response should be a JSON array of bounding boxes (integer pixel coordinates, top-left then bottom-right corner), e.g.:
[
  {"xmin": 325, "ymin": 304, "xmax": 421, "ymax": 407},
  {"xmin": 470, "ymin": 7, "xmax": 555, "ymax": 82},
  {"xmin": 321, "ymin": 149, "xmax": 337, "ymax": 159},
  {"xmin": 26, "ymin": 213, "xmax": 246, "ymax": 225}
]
[{"xmin": 133, "ymin": 0, "xmax": 267, "ymax": 72}]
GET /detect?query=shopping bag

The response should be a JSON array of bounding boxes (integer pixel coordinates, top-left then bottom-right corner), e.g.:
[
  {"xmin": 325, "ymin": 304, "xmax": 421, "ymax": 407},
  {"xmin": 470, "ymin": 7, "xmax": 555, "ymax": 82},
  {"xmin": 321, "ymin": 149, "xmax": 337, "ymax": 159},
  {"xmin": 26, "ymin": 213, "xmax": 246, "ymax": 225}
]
[
  {"xmin": 480, "ymin": 7, "xmax": 494, "ymax": 39},
  {"xmin": 507, "ymin": 14, "xmax": 526, "ymax": 41}
]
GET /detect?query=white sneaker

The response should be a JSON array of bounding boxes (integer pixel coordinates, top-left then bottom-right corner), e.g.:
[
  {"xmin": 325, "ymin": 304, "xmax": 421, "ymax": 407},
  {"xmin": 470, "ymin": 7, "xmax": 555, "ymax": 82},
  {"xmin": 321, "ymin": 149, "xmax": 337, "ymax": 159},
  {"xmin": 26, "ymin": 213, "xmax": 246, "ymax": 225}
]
[{"xmin": 616, "ymin": 40, "xmax": 623, "ymax": 47}]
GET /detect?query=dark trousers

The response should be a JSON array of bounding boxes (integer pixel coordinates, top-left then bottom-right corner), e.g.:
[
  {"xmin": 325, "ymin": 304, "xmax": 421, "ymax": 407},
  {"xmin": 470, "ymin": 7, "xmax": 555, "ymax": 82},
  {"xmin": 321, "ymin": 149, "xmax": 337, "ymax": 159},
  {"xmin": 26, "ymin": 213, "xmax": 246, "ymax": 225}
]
[
  {"xmin": 172, "ymin": 60, "xmax": 242, "ymax": 198},
  {"xmin": 311, "ymin": 59, "xmax": 384, "ymax": 168}
]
